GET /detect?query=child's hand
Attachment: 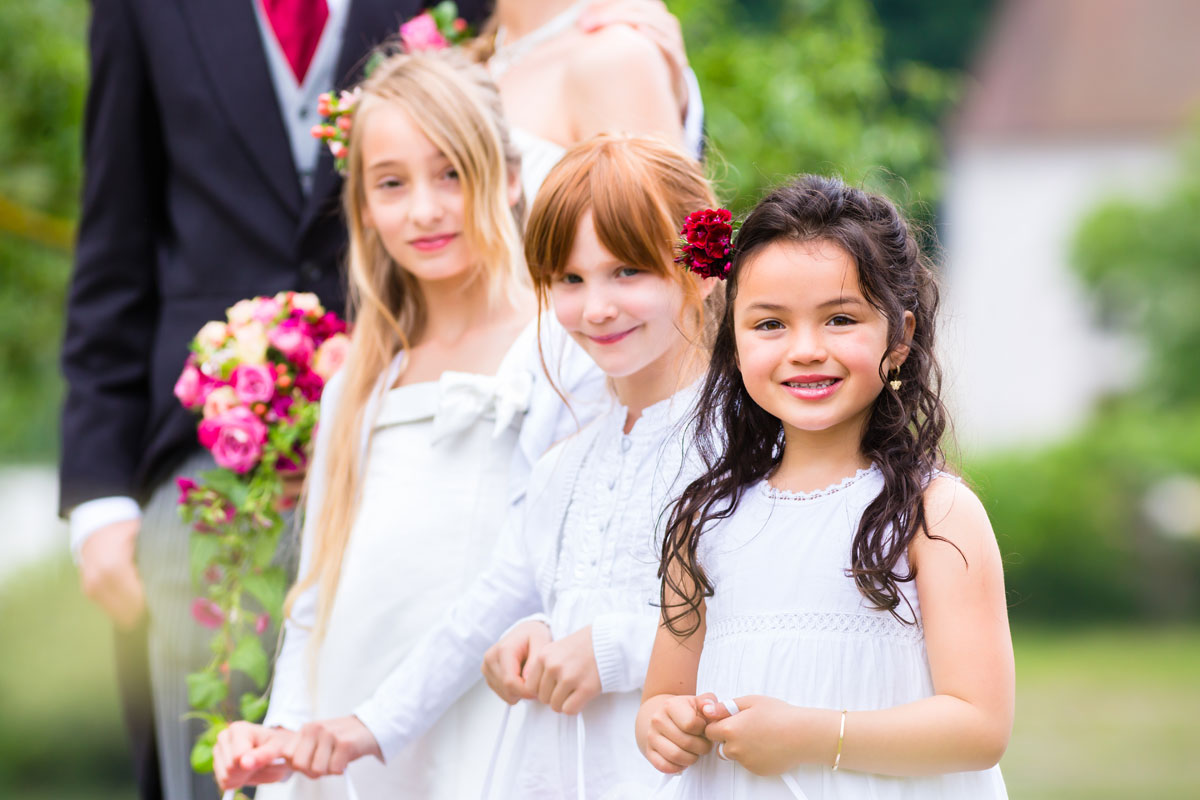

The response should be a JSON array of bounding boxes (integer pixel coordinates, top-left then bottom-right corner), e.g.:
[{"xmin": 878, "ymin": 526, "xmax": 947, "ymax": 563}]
[
  {"xmin": 521, "ymin": 625, "xmax": 603, "ymax": 714},
  {"xmin": 482, "ymin": 619, "xmax": 552, "ymax": 704},
  {"xmin": 640, "ymin": 693, "xmax": 717, "ymax": 774},
  {"xmin": 284, "ymin": 714, "xmax": 381, "ymax": 779},
  {"xmin": 701, "ymin": 695, "xmax": 838, "ymax": 776},
  {"xmin": 213, "ymin": 721, "xmax": 295, "ymax": 790}
]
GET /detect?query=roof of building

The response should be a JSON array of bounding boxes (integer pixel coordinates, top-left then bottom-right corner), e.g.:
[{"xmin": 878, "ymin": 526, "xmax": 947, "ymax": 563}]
[{"xmin": 954, "ymin": 0, "xmax": 1200, "ymax": 141}]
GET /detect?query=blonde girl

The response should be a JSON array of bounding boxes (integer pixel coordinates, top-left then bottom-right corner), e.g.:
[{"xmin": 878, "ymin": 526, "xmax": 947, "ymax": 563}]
[{"xmin": 213, "ymin": 50, "xmax": 602, "ymax": 800}]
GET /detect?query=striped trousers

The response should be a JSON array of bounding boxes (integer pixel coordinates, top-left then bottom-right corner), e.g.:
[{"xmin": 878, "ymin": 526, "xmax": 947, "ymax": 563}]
[{"xmin": 138, "ymin": 451, "xmax": 296, "ymax": 800}]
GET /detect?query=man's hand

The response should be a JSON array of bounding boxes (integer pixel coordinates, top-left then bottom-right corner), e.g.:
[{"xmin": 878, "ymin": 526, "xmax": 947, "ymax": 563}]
[
  {"xmin": 482, "ymin": 619, "xmax": 551, "ymax": 704},
  {"xmin": 286, "ymin": 715, "xmax": 381, "ymax": 779},
  {"xmin": 214, "ymin": 721, "xmax": 295, "ymax": 790},
  {"xmin": 521, "ymin": 625, "xmax": 603, "ymax": 715},
  {"xmin": 78, "ymin": 518, "xmax": 145, "ymax": 629}
]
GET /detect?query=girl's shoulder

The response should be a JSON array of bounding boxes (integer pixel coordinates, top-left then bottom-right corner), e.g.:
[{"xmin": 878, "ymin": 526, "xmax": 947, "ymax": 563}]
[{"xmin": 911, "ymin": 472, "xmax": 998, "ymax": 571}]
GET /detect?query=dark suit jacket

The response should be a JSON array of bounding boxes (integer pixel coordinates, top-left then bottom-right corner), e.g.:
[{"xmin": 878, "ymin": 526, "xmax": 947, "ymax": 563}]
[{"xmin": 60, "ymin": 0, "xmax": 489, "ymax": 513}]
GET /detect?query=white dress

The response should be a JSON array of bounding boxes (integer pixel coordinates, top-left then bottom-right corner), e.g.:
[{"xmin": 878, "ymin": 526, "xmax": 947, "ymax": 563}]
[
  {"xmin": 352, "ymin": 388, "xmax": 701, "ymax": 800},
  {"xmin": 259, "ymin": 316, "xmax": 605, "ymax": 800},
  {"xmin": 674, "ymin": 466, "xmax": 1008, "ymax": 800}
]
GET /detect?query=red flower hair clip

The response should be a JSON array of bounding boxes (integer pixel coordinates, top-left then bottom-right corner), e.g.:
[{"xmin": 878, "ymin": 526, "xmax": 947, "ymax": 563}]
[{"xmin": 676, "ymin": 208, "xmax": 739, "ymax": 280}]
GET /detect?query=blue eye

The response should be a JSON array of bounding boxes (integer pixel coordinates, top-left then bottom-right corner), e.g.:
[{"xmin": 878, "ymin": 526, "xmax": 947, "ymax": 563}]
[
  {"xmin": 618, "ymin": 266, "xmax": 642, "ymax": 278},
  {"xmin": 560, "ymin": 273, "xmax": 583, "ymax": 284}
]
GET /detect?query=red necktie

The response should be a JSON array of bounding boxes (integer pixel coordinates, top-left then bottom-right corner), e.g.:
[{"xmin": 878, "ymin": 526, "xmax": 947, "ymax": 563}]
[{"xmin": 261, "ymin": 0, "xmax": 329, "ymax": 84}]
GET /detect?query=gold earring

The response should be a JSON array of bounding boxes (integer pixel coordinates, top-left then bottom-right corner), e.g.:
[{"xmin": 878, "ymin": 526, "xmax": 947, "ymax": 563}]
[{"xmin": 889, "ymin": 367, "xmax": 902, "ymax": 391}]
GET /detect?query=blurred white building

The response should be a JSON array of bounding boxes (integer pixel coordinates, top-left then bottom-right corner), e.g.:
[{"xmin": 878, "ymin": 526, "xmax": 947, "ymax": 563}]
[{"xmin": 940, "ymin": 0, "xmax": 1200, "ymax": 453}]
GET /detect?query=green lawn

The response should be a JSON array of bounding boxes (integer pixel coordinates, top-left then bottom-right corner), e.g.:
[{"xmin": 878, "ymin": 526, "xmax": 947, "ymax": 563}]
[
  {"xmin": 1002, "ymin": 626, "xmax": 1200, "ymax": 799},
  {"xmin": 3, "ymin": 560, "xmax": 1198, "ymax": 798}
]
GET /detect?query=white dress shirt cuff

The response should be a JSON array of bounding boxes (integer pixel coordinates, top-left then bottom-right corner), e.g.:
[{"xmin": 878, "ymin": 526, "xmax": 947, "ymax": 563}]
[{"xmin": 69, "ymin": 496, "xmax": 142, "ymax": 563}]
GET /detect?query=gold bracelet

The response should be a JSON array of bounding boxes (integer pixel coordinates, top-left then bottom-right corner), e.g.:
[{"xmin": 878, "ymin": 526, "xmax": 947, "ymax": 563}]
[{"xmin": 832, "ymin": 709, "xmax": 847, "ymax": 771}]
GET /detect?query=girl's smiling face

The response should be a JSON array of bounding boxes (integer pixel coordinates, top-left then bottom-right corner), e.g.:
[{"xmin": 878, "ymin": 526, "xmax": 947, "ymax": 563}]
[
  {"xmin": 733, "ymin": 238, "xmax": 913, "ymax": 445},
  {"xmin": 551, "ymin": 210, "xmax": 696, "ymax": 393},
  {"xmin": 359, "ymin": 103, "xmax": 472, "ymax": 285}
]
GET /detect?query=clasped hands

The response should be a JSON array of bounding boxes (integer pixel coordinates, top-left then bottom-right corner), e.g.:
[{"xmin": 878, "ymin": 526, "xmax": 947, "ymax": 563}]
[
  {"xmin": 641, "ymin": 694, "xmax": 839, "ymax": 777},
  {"xmin": 214, "ymin": 620, "xmax": 603, "ymax": 791}
]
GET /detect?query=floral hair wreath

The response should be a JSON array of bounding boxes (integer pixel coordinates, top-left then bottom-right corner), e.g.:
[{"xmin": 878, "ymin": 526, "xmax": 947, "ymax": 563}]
[
  {"xmin": 311, "ymin": 2, "xmax": 473, "ymax": 174},
  {"xmin": 676, "ymin": 207, "xmax": 741, "ymax": 280}
]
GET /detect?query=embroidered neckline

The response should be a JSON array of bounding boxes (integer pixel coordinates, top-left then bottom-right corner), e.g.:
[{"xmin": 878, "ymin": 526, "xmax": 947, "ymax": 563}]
[{"xmin": 759, "ymin": 465, "xmax": 879, "ymax": 502}]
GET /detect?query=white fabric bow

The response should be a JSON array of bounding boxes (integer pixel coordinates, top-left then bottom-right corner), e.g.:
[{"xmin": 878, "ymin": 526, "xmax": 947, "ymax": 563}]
[{"xmin": 430, "ymin": 369, "xmax": 534, "ymax": 445}]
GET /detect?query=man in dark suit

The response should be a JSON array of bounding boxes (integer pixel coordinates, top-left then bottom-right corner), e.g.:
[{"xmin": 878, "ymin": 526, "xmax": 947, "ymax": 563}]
[{"xmin": 61, "ymin": 2, "xmax": 487, "ymax": 798}]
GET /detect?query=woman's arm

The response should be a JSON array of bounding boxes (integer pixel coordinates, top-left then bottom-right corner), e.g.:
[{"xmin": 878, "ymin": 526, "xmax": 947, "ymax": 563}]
[
  {"xmin": 564, "ymin": 24, "xmax": 683, "ymax": 147},
  {"xmin": 702, "ymin": 477, "xmax": 1014, "ymax": 777}
]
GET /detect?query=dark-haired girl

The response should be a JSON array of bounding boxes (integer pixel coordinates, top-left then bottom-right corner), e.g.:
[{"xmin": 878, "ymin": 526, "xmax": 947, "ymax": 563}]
[{"xmin": 636, "ymin": 176, "xmax": 1012, "ymax": 798}]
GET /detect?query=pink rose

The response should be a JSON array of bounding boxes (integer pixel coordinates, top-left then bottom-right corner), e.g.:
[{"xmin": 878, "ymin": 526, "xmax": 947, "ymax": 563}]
[
  {"xmin": 202, "ymin": 385, "xmax": 239, "ymax": 421},
  {"xmin": 252, "ymin": 297, "xmax": 282, "ymax": 324},
  {"xmin": 176, "ymin": 477, "xmax": 198, "ymax": 505},
  {"xmin": 174, "ymin": 364, "xmax": 204, "ymax": 408},
  {"xmin": 314, "ymin": 311, "xmax": 348, "ymax": 340},
  {"xmin": 400, "ymin": 12, "xmax": 449, "ymax": 51},
  {"xmin": 312, "ymin": 333, "xmax": 350, "ymax": 381},
  {"xmin": 191, "ymin": 598, "xmax": 224, "ymax": 629},
  {"xmin": 295, "ymin": 369, "xmax": 325, "ymax": 402},
  {"xmin": 232, "ymin": 364, "xmax": 275, "ymax": 405},
  {"xmin": 268, "ymin": 318, "xmax": 315, "ymax": 365},
  {"xmin": 290, "ymin": 292, "xmax": 321, "ymax": 315},
  {"xmin": 268, "ymin": 394, "xmax": 294, "ymax": 423},
  {"xmin": 195, "ymin": 320, "xmax": 229, "ymax": 352},
  {"xmin": 255, "ymin": 613, "xmax": 271, "ymax": 635},
  {"xmin": 201, "ymin": 407, "xmax": 268, "ymax": 473}
]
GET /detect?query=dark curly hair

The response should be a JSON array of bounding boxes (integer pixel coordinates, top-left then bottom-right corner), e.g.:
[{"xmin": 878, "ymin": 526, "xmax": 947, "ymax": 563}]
[{"xmin": 660, "ymin": 175, "xmax": 951, "ymax": 637}]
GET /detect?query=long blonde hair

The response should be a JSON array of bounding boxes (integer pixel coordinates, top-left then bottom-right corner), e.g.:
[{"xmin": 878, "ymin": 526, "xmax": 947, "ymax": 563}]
[{"xmin": 286, "ymin": 49, "xmax": 524, "ymax": 647}]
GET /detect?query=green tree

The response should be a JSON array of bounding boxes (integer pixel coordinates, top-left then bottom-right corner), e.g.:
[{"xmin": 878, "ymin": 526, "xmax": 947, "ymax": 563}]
[
  {"xmin": 1073, "ymin": 128, "xmax": 1200, "ymax": 407},
  {"xmin": 674, "ymin": 0, "xmax": 956, "ymax": 212},
  {"xmin": 0, "ymin": 1, "xmax": 87, "ymax": 459}
]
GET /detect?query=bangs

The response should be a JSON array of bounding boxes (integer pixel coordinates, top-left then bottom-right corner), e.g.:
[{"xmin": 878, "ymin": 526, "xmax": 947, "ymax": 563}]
[{"xmin": 526, "ymin": 138, "xmax": 682, "ymax": 286}]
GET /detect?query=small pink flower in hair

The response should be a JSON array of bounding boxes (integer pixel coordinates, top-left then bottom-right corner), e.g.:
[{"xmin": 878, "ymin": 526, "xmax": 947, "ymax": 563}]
[
  {"xmin": 676, "ymin": 208, "xmax": 737, "ymax": 280},
  {"xmin": 400, "ymin": 12, "xmax": 450, "ymax": 51}
]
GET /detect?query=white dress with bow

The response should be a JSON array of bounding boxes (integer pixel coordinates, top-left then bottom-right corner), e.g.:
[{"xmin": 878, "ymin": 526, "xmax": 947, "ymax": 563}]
[{"xmin": 258, "ymin": 316, "xmax": 604, "ymax": 800}]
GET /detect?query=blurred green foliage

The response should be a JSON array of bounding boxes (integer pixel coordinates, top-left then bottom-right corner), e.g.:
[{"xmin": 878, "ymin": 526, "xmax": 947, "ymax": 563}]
[
  {"xmin": 0, "ymin": 559, "xmax": 132, "ymax": 798},
  {"xmin": 1073, "ymin": 127, "xmax": 1200, "ymax": 408},
  {"xmin": 969, "ymin": 400, "xmax": 1200, "ymax": 622},
  {"xmin": 0, "ymin": 1, "xmax": 87, "ymax": 460},
  {"xmin": 965, "ymin": 127, "xmax": 1200, "ymax": 622},
  {"xmin": 675, "ymin": 0, "xmax": 956, "ymax": 212}
]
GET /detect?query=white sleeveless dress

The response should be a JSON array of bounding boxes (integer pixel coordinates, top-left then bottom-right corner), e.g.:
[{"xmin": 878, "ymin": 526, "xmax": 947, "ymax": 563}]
[
  {"xmin": 258, "ymin": 317, "xmax": 604, "ymax": 800},
  {"xmin": 674, "ymin": 466, "xmax": 1009, "ymax": 800}
]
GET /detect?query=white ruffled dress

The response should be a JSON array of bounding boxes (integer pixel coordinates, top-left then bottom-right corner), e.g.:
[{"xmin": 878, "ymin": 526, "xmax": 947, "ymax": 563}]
[{"xmin": 673, "ymin": 466, "xmax": 1008, "ymax": 800}]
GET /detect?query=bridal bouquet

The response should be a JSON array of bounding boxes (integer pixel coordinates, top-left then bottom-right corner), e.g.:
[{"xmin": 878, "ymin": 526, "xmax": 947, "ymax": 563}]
[{"xmin": 173, "ymin": 292, "xmax": 348, "ymax": 773}]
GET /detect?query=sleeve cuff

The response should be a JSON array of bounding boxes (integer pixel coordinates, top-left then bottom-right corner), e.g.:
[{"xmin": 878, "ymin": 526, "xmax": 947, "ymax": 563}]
[
  {"xmin": 353, "ymin": 701, "xmax": 403, "ymax": 764},
  {"xmin": 590, "ymin": 614, "xmax": 628, "ymax": 694},
  {"xmin": 68, "ymin": 496, "xmax": 142, "ymax": 563}
]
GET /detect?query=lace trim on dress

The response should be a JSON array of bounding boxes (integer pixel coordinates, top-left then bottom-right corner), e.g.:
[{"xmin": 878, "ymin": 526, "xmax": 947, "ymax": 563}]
[
  {"xmin": 759, "ymin": 465, "xmax": 880, "ymax": 502},
  {"xmin": 706, "ymin": 610, "xmax": 923, "ymax": 643}
]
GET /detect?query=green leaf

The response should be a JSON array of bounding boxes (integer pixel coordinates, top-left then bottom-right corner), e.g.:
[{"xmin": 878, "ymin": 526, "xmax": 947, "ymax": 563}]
[
  {"xmin": 243, "ymin": 567, "xmax": 287, "ymax": 618},
  {"xmin": 186, "ymin": 670, "xmax": 228, "ymax": 710},
  {"xmin": 431, "ymin": 2, "xmax": 457, "ymax": 28},
  {"xmin": 189, "ymin": 530, "xmax": 223, "ymax": 585},
  {"xmin": 239, "ymin": 691, "xmax": 270, "ymax": 723},
  {"xmin": 230, "ymin": 634, "xmax": 269, "ymax": 688},
  {"xmin": 250, "ymin": 527, "xmax": 284, "ymax": 568},
  {"xmin": 190, "ymin": 721, "xmax": 223, "ymax": 774}
]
